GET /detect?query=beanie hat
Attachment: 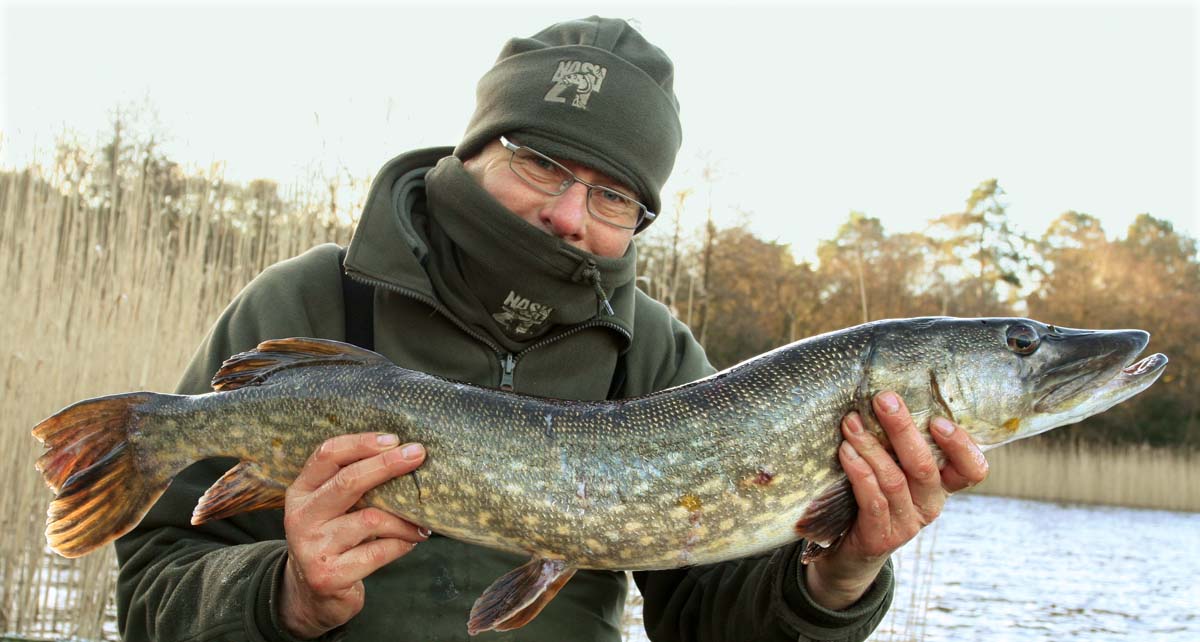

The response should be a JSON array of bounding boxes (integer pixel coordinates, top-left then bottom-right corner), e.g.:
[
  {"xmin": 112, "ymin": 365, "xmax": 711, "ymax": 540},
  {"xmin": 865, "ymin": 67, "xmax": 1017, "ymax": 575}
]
[{"xmin": 453, "ymin": 16, "xmax": 682, "ymax": 231}]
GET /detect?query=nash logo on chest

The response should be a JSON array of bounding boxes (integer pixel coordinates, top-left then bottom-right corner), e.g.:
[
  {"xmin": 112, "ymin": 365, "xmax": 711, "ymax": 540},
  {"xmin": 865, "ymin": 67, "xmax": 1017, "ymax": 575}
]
[{"xmin": 492, "ymin": 290, "xmax": 554, "ymax": 336}]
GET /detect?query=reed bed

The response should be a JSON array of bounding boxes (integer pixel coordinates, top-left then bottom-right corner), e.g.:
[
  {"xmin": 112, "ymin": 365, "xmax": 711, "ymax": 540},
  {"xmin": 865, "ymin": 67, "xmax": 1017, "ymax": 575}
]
[
  {"xmin": 0, "ymin": 159, "xmax": 354, "ymax": 638},
  {"xmin": 972, "ymin": 440, "xmax": 1199, "ymax": 512}
]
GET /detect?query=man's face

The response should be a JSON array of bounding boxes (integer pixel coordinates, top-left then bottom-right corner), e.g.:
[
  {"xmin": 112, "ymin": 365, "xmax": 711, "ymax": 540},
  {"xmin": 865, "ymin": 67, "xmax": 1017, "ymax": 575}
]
[{"xmin": 463, "ymin": 140, "xmax": 635, "ymax": 259}]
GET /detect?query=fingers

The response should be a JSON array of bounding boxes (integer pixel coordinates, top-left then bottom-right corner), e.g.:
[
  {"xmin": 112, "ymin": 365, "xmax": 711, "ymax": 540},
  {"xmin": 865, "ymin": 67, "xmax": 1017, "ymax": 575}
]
[
  {"xmin": 872, "ymin": 392, "xmax": 944, "ymax": 522},
  {"xmin": 278, "ymin": 434, "xmax": 429, "ymax": 638},
  {"xmin": 293, "ymin": 435, "xmax": 426, "ymax": 521},
  {"xmin": 840, "ymin": 412, "xmax": 912, "ymax": 525},
  {"xmin": 837, "ymin": 429, "xmax": 889, "ymax": 540},
  {"xmin": 930, "ymin": 416, "xmax": 990, "ymax": 493},
  {"xmin": 322, "ymin": 508, "xmax": 432, "ymax": 551},
  {"xmin": 331, "ymin": 538, "xmax": 417, "ymax": 583}
]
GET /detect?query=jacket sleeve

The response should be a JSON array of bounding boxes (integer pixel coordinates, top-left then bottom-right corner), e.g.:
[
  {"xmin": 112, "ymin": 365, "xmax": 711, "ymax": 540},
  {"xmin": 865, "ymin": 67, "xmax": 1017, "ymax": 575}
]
[
  {"xmin": 632, "ymin": 314, "xmax": 895, "ymax": 642},
  {"xmin": 115, "ymin": 246, "xmax": 346, "ymax": 642}
]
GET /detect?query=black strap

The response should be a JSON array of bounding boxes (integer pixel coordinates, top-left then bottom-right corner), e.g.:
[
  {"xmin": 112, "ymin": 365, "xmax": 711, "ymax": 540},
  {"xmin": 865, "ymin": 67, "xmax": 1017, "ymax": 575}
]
[
  {"xmin": 607, "ymin": 352, "xmax": 627, "ymax": 400},
  {"xmin": 339, "ymin": 247, "xmax": 375, "ymax": 351}
]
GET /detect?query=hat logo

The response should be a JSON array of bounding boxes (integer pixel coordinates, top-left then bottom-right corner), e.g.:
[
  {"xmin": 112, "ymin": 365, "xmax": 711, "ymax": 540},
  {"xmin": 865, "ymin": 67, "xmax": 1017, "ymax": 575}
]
[{"xmin": 543, "ymin": 60, "xmax": 607, "ymax": 110}]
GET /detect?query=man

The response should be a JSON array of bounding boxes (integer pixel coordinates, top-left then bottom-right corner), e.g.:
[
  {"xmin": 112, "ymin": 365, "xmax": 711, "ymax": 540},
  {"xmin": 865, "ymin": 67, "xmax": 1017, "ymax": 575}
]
[{"xmin": 116, "ymin": 16, "xmax": 988, "ymax": 642}]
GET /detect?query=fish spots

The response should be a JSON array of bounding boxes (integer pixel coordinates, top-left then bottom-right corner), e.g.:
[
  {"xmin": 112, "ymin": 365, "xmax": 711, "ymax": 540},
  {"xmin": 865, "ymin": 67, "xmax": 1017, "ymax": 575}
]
[
  {"xmin": 739, "ymin": 468, "xmax": 776, "ymax": 490},
  {"xmin": 543, "ymin": 413, "xmax": 555, "ymax": 440},
  {"xmin": 477, "ymin": 511, "xmax": 493, "ymax": 527},
  {"xmin": 584, "ymin": 538, "xmax": 607, "ymax": 554},
  {"xmin": 677, "ymin": 494, "xmax": 702, "ymax": 512},
  {"xmin": 719, "ymin": 518, "xmax": 735, "ymax": 531},
  {"xmin": 271, "ymin": 438, "xmax": 286, "ymax": 462},
  {"xmin": 325, "ymin": 413, "xmax": 340, "ymax": 427},
  {"xmin": 624, "ymin": 520, "xmax": 644, "ymax": 533},
  {"xmin": 1003, "ymin": 417, "xmax": 1021, "ymax": 433},
  {"xmin": 521, "ymin": 514, "xmax": 541, "ymax": 528}
]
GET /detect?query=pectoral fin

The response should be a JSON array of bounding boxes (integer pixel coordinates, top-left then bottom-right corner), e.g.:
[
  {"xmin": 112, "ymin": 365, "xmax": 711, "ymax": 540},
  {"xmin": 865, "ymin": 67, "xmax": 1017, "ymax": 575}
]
[
  {"xmin": 467, "ymin": 556, "xmax": 576, "ymax": 635},
  {"xmin": 794, "ymin": 477, "xmax": 857, "ymax": 563}
]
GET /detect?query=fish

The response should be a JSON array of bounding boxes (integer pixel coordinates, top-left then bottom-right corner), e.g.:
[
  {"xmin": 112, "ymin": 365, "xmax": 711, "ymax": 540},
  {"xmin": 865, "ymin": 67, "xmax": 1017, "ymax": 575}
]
[{"xmin": 32, "ymin": 317, "xmax": 1167, "ymax": 634}]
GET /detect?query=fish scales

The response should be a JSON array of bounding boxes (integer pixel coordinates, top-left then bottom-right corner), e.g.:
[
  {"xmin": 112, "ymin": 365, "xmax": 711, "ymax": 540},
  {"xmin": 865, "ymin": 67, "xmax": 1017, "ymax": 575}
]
[
  {"xmin": 123, "ymin": 327, "xmax": 874, "ymax": 570},
  {"xmin": 33, "ymin": 318, "xmax": 1168, "ymax": 634}
]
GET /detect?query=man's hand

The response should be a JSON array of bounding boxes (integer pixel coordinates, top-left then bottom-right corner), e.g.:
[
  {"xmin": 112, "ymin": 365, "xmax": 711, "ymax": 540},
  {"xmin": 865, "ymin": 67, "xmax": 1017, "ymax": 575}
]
[
  {"xmin": 804, "ymin": 391, "xmax": 989, "ymax": 610},
  {"xmin": 279, "ymin": 433, "xmax": 430, "ymax": 639}
]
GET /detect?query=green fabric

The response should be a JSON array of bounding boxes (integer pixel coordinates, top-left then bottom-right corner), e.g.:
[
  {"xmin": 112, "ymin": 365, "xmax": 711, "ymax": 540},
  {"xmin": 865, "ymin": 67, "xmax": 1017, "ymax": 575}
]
[
  {"xmin": 114, "ymin": 147, "xmax": 893, "ymax": 642},
  {"xmin": 454, "ymin": 16, "xmax": 681, "ymax": 222},
  {"xmin": 423, "ymin": 155, "xmax": 635, "ymax": 349}
]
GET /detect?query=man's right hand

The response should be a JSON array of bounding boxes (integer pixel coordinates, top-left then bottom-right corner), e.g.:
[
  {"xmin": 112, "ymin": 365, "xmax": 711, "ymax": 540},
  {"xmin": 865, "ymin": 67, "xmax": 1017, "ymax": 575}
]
[{"xmin": 279, "ymin": 433, "xmax": 430, "ymax": 639}]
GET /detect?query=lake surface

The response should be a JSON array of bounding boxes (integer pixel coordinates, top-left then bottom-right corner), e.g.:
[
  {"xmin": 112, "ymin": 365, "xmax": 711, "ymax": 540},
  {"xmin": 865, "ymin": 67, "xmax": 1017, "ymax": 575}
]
[
  {"xmin": 625, "ymin": 494, "xmax": 1200, "ymax": 641},
  {"xmin": 11, "ymin": 495, "xmax": 1198, "ymax": 641}
]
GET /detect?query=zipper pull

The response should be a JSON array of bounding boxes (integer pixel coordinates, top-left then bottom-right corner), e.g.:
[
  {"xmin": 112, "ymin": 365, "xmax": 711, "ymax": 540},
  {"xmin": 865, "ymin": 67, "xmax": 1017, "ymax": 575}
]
[
  {"xmin": 586, "ymin": 260, "xmax": 614, "ymax": 316},
  {"xmin": 499, "ymin": 353, "xmax": 516, "ymax": 391}
]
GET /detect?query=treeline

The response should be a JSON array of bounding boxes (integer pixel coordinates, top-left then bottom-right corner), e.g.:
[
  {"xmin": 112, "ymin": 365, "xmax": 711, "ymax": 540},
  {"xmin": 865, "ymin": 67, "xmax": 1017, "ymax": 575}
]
[
  {"xmin": 9, "ymin": 125, "xmax": 1198, "ymax": 449},
  {"xmin": 637, "ymin": 180, "xmax": 1199, "ymax": 449}
]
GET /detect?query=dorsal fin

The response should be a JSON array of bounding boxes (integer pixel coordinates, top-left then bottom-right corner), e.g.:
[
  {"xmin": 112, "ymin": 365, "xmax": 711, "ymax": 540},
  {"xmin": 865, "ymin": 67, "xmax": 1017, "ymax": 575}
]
[{"xmin": 212, "ymin": 338, "xmax": 389, "ymax": 392}]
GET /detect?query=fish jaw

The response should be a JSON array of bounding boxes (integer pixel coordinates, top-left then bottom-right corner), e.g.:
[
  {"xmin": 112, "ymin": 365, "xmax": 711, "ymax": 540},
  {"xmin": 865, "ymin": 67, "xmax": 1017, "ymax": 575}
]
[{"xmin": 1002, "ymin": 350, "xmax": 1168, "ymax": 445}]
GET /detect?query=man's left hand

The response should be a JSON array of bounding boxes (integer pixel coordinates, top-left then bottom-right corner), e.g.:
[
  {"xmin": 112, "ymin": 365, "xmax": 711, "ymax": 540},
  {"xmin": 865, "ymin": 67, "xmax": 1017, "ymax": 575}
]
[{"xmin": 804, "ymin": 390, "xmax": 990, "ymax": 610}]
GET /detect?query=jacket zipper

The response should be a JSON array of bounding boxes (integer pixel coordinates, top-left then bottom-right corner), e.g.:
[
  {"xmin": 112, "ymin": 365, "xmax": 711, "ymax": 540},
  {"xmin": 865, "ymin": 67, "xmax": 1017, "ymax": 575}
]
[
  {"xmin": 345, "ymin": 269, "xmax": 631, "ymax": 391},
  {"xmin": 343, "ymin": 269, "xmax": 503, "ymax": 354},
  {"xmin": 499, "ymin": 354, "xmax": 516, "ymax": 391}
]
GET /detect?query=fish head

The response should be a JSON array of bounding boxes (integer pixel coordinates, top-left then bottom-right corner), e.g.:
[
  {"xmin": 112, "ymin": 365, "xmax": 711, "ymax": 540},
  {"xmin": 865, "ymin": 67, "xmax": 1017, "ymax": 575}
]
[{"xmin": 863, "ymin": 317, "xmax": 1168, "ymax": 449}]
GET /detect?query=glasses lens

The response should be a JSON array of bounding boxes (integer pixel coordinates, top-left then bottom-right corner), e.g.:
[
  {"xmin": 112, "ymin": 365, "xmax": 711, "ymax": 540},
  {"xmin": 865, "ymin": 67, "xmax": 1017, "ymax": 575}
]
[
  {"xmin": 588, "ymin": 188, "xmax": 643, "ymax": 229},
  {"xmin": 511, "ymin": 148, "xmax": 570, "ymax": 194}
]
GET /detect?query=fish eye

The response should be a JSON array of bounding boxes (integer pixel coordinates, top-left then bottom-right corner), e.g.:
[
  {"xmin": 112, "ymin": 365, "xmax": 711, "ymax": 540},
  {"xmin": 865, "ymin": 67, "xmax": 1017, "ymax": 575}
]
[{"xmin": 1006, "ymin": 323, "xmax": 1040, "ymax": 355}]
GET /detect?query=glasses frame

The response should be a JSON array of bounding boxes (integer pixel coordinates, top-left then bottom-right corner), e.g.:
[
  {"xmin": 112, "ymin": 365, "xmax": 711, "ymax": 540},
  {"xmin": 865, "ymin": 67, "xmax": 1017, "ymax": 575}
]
[{"xmin": 499, "ymin": 136, "xmax": 656, "ymax": 231}]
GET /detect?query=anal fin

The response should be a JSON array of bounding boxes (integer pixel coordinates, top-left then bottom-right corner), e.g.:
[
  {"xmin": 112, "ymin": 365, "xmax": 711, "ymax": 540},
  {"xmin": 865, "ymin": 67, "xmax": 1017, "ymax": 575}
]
[
  {"xmin": 794, "ymin": 477, "xmax": 857, "ymax": 564},
  {"xmin": 468, "ymin": 556, "xmax": 576, "ymax": 635},
  {"xmin": 192, "ymin": 462, "xmax": 287, "ymax": 525}
]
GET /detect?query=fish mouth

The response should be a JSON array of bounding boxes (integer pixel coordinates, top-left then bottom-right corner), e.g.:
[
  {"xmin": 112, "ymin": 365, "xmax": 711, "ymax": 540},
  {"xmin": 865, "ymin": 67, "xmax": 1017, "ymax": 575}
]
[{"xmin": 1036, "ymin": 348, "xmax": 1168, "ymax": 413}]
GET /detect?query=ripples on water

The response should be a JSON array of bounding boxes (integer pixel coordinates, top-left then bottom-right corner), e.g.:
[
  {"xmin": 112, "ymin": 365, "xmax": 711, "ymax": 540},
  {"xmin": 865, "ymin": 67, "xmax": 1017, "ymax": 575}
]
[
  {"xmin": 874, "ymin": 494, "xmax": 1200, "ymax": 641},
  {"xmin": 623, "ymin": 494, "xmax": 1199, "ymax": 641},
  {"xmin": 20, "ymin": 495, "xmax": 1199, "ymax": 641}
]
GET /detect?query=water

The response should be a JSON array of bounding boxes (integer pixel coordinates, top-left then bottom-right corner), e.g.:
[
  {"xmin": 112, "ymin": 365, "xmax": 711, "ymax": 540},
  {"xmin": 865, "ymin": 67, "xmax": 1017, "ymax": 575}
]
[
  {"xmin": 876, "ymin": 494, "xmax": 1200, "ymax": 641},
  {"xmin": 624, "ymin": 494, "xmax": 1200, "ymax": 641},
  {"xmin": 13, "ymin": 496, "xmax": 1198, "ymax": 641}
]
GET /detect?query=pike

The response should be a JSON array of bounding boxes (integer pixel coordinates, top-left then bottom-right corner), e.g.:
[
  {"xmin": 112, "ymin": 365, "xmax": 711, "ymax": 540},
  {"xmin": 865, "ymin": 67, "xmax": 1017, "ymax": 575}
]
[{"xmin": 33, "ymin": 317, "xmax": 1166, "ymax": 634}]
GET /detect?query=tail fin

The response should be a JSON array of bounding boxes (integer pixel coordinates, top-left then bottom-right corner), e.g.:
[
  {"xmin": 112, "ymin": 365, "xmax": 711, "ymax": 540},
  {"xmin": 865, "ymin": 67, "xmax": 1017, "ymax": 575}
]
[{"xmin": 33, "ymin": 392, "xmax": 178, "ymax": 558}]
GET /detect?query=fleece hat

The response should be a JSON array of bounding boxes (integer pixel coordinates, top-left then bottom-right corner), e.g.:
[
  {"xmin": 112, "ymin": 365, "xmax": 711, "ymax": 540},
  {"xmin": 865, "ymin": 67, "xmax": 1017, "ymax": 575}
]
[{"xmin": 453, "ymin": 16, "xmax": 682, "ymax": 231}]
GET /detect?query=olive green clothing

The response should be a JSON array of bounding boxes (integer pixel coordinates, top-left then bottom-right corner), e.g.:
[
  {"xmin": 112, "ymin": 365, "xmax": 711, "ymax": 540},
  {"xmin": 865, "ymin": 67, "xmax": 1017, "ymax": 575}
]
[{"xmin": 115, "ymin": 147, "xmax": 893, "ymax": 642}]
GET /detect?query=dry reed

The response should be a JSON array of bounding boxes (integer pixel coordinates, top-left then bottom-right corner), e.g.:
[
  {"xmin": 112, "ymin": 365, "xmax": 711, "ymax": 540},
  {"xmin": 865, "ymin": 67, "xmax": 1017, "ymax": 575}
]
[
  {"xmin": 972, "ymin": 440, "xmax": 1199, "ymax": 513},
  {"xmin": 0, "ymin": 155, "xmax": 354, "ymax": 638}
]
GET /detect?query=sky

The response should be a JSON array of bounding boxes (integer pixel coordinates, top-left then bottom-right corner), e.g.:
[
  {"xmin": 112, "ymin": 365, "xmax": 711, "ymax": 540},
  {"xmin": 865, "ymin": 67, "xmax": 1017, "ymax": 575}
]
[{"xmin": 2, "ymin": 0, "xmax": 1196, "ymax": 264}]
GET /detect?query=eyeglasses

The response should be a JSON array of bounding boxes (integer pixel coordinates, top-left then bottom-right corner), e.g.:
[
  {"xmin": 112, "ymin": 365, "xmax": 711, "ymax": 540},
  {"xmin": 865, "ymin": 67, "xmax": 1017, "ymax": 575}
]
[{"xmin": 500, "ymin": 136, "xmax": 656, "ymax": 231}]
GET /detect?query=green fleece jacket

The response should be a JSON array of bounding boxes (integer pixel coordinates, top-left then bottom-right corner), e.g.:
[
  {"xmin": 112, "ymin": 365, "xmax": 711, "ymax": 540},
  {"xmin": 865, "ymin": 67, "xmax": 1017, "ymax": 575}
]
[{"xmin": 114, "ymin": 147, "xmax": 893, "ymax": 642}]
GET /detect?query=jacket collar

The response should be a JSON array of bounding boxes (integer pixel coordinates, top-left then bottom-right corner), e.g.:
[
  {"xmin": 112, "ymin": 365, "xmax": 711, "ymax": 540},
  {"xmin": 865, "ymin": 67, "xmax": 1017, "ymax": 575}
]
[{"xmin": 343, "ymin": 147, "xmax": 637, "ymax": 352}]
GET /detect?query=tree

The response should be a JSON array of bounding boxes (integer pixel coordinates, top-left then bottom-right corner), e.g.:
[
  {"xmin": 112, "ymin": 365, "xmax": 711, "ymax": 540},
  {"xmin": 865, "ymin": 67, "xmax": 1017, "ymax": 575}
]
[{"xmin": 925, "ymin": 179, "xmax": 1036, "ymax": 316}]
